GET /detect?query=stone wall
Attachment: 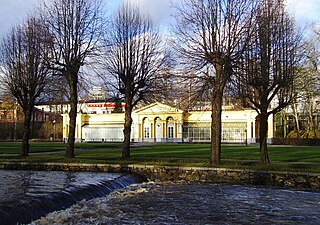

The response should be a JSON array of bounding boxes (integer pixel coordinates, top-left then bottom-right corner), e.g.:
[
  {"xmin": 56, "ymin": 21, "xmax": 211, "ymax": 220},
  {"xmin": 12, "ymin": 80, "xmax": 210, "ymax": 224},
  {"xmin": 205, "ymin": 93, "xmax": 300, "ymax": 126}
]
[
  {"xmin": 124, "ymin": 165, "xmax": 320, "ymax": 189},
  {"xmin": 0, "ymin": 162, "xmax": 319, "ymax": 189}
]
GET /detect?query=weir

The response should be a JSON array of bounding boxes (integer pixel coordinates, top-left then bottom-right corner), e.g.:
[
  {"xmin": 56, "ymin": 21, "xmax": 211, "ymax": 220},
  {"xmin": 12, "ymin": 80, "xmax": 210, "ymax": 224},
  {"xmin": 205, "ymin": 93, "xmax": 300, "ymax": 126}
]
[
  {"xmin": 0, "ymin": 167, "xmax": 319, "ymax": 224},
  {"xmin": 0, "ymin": 170, "xmax": 146, "ymax": 225}
]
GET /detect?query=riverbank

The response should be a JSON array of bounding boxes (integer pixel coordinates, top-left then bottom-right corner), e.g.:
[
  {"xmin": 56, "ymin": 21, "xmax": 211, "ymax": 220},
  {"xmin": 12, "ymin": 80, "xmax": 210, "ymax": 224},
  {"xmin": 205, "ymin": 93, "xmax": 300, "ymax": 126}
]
[{"xmin": 1, "ymin": 162, "xmax": 319, "ymax": 190}]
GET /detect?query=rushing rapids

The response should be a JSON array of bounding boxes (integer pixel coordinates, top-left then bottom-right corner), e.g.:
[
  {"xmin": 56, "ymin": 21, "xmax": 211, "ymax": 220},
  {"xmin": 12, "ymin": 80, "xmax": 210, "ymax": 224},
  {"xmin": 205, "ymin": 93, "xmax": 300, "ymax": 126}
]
[
  {"xmin": 31, "ymin": 182, "xmax": 320, "ymax": 225},
  {"xmin": 0, "ymin": 170, "xmax": 319, "ymax": 225},
  {"xmin": 0, "ymin": 170, "xmax": 145, "ymax": 225}
]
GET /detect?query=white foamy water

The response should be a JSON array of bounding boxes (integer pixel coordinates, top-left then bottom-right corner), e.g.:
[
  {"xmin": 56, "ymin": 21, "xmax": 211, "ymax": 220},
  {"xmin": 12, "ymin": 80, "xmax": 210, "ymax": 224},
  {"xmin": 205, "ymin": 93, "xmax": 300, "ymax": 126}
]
[
  {"xmin": 30, "ymin": 182, "xmax": 155, "ymax": 225},
  {"xmin": 30, "ymin": 182, "xmax": 320, "ymax": 225}
]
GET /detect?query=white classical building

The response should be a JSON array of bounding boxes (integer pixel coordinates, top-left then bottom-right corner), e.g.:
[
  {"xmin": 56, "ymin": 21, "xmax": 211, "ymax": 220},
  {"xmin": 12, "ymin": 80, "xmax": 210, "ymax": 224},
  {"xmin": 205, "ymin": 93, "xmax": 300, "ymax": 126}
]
[{"xmin": 62, "ymin": 102, "xmax": 274, "ymax": 144}]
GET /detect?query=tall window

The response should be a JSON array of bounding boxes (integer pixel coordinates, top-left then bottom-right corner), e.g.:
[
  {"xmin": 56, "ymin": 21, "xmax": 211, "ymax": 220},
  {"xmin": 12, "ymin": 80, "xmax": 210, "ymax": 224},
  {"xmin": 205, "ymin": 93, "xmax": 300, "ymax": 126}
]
[
  {"xmin": 167, "ymin": 117, "xmax": 174, "ymax": 139},
  {"xmin": 168, "ymin": 125, "xmax": 174, "ymax": 138},
  {"xmin": 144, "ymin": 127, "xmax": 150, "ymax": 138},
  {"xmin": 143, "ymin": 117, "xmax": 150, "ymax": 139}
]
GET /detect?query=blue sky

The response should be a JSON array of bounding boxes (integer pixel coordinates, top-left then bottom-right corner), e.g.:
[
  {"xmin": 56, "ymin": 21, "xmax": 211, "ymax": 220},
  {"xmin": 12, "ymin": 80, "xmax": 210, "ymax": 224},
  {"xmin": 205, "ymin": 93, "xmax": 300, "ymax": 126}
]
[{"xmin": 0, "ymin": 0, "xmax": 319, "ymax": 37}]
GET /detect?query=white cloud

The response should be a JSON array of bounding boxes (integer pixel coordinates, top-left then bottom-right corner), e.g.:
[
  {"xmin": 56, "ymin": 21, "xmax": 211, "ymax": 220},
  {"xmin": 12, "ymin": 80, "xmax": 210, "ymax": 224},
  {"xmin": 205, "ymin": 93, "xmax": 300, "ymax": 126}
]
[
  {"xmin": 125, "ymin": 0, "xmax": 171, "ymax": 22},
  {"xmin": 115, "ymin": 0, "xmax": 175, "ymax": 34},
  {"xmin": 286, "ymin": 0, "xmax": 320, "ymax": 25}
]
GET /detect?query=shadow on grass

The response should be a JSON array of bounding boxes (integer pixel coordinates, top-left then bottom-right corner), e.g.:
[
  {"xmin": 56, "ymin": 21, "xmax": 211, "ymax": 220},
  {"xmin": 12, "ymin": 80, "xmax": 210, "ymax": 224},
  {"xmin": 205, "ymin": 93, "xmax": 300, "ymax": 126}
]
[{"xmin": 0, "ymin": 142, "xmax": 319, "ymax": 173}]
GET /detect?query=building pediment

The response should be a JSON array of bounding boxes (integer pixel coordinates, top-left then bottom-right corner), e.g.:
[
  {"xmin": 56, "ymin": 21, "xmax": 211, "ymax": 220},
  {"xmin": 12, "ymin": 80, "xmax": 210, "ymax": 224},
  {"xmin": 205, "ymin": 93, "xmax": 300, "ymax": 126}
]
[{"xmin": 134, "ymin": 102, "xmax": 183, "ymax": 115}]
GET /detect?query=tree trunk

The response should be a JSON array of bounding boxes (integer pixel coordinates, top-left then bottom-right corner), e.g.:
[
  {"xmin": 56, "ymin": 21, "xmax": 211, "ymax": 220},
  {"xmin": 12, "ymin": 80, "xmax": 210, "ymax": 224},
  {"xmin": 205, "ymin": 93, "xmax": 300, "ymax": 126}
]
[
  {"xmin": 66, "ymin": 76, "xmax": 78, "ymax": 158},
  {"xmin": 210, "ymin": 90, "xmax": 223, "ymax": 165},
  {"xmin": 123, "ymin": 101, "xmax": 133, "ymax": 158},
  {"xmin": 259, "ymin": 110, "xmax": 270, "ymax": 164},
  {"xmin": 20, "ymin": 107, "xmax": 32, "ymax": 157},
  {"xmin": 291, "ymin": 104, "xmax": 300, "ymax": 138},
  {"xmin": 306, "ymin": 95, "xmax": 317, "ymax": 138},
  {"xmin": 281, "ymin": 110, "xmax": 288, "ymax": 138}
]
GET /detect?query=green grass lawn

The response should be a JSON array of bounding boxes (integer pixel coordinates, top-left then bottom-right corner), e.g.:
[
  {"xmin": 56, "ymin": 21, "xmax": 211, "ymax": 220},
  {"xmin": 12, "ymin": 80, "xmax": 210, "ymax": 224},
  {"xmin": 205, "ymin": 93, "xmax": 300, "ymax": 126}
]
[{"xmin": 0, "ymin": 142, "xmax": 319, "ymax": 172}]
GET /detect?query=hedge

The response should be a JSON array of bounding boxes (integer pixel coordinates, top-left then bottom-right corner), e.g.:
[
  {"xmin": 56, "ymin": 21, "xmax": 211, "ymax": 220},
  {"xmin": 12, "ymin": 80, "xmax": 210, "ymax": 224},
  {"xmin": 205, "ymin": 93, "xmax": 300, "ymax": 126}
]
[{"xmin": 271, "ymin": 137, "xmax": 320, "ymax": 146}]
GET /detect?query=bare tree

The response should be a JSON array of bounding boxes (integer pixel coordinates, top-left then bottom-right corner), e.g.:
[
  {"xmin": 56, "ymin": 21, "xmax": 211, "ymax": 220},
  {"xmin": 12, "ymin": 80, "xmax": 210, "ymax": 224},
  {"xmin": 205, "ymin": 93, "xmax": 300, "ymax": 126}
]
[
  {"xmin": 296, "ymin": 63, "xmax": 320, "ymax": 138},
  {"xmin": 0, "ymin": 18, "xmax": 52, "ymax": 156},
  {"xmin": 171, "ymin": 0, "xmax": 256, "ymax": 165},
  {"xmin": 298, "ymin": 28, "xmax": 320, "ymax": 138},
  {"xmin": 238, "ymin": 0, "xmax": 301, "ymax": 163},
  {"xmin": 104, "ymin": 2, "xmax": 167, "ymax": 158},
  {"xmin": 41, "ymin": 0, "xmax": 106, "ymax": 158}
]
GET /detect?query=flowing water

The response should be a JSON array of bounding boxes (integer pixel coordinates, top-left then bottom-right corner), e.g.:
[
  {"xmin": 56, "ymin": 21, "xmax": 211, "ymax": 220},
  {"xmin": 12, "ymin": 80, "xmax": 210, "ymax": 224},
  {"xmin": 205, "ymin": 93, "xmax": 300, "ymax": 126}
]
[
  {"xmin": 31, "ymin": 181, "xmax": 320, "ymax": 225},
  {"xmin": 0, "ymin": 170, "xmax": 319, "ymax": 225},
  {"xmin": 0, "ymin": 170, "xmax": 145, "ymax": 225}
]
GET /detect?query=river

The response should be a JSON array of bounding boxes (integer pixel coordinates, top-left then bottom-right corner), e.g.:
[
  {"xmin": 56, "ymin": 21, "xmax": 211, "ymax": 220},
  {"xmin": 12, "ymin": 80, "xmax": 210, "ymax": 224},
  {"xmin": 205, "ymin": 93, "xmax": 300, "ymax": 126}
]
[
  {"xmin": 0, "ymin": 170, "xmax": 319, "ymax": 225},
  {"xmin": 0, "ymin": 170, "xmax": 144, "ymax": 225},
  {"xmin": 31, "ymin": 181, "xmax": 320, "ymax": 224}
]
